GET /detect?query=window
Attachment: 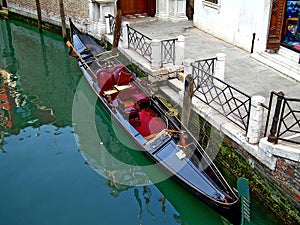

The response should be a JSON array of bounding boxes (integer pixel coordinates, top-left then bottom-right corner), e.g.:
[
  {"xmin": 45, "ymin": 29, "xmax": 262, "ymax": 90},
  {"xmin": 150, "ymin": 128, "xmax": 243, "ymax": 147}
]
[
  {"xmin": 205, "ymin": 0, "xmax": 218, "ymax": 3},
  {"xmin": 203, "ymin": 0, "xmax": 220, "ymax": 9}
]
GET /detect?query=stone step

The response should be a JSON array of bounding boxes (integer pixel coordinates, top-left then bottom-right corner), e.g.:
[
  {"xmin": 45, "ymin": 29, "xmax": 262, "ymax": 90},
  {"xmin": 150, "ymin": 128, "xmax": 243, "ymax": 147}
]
[
  {"xmin": 159, "ymin": 84, "xmax": 181, "ymax": 105},
  {"xmin": 278, "ymin": 46, "xmax": 299, "ymax": 62},
  {"xmin": 168, "ymin": 78, "xmax": 183, "ymax": 92},
  {"xmin": 251, "ymin": 51, "xmax": 300, "ymax": 82}
]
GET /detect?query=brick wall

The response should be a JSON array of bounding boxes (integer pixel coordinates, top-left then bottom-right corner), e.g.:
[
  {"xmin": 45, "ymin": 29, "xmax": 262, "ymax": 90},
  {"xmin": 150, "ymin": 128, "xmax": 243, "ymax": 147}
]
[
  {"xmin": 274, "ymin": 158, "xmax": 300, "ymax": 207},
  {"xmin": 8, "ymin": 0, "xmax": 89, "ymax": 26}
]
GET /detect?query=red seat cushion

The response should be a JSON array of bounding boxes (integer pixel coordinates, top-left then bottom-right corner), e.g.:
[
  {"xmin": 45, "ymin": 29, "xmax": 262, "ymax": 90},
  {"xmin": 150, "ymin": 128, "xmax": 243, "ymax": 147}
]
[
  {"xmin": 116, "ymin": 71, "xmax": 132, "ymax": 86},
  {"xmin": 112, "ymin": 64, "xmax": 127, "ymax": 82},
  {"xmin": 96, "ymin": 69, "xmax": 114, "ymax": 94}
]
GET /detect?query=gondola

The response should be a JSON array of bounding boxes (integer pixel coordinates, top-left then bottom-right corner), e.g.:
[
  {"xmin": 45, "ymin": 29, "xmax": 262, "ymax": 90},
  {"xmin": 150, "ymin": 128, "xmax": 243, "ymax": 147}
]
[{"xmin": 67, "ymin": 19, "xmax": 241, "ymax": 225}]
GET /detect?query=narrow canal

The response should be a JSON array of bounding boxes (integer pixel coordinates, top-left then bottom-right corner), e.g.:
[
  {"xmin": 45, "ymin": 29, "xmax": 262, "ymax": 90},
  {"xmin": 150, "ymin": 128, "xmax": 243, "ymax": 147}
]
[{"xmin": 0, "ymin": 19, "xmax": 281, "ymax": 225}]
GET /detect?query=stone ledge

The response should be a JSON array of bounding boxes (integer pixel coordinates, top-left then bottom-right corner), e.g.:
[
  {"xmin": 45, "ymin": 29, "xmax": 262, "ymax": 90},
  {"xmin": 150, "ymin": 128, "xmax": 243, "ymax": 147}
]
[
  {"xmin": 260, "ymin": 138, "xmax": 300, "ymax": 163},
  {"xmin": 165, "ymin": 78, "xmax": 299, "ymax": 171}
]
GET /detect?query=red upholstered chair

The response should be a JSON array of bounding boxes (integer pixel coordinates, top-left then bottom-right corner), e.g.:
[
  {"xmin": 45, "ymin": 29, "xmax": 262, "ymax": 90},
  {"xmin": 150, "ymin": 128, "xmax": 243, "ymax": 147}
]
[
  {"xmin": 96, "ymin": 69, "xmax": 114, "ymax": 95},
  {"xmin": 118, "ymin": 99, "xmax": 140, "ymax": 125}
]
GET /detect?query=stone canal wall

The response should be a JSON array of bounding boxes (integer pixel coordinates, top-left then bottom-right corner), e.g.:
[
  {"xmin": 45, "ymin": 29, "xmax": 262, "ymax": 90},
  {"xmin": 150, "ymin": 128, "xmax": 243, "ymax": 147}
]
[
  {"xmin": 7, "ymin": 0, "xmax": 88, "ymax": 27},
  {"xmin": 221, "ymin": 136, "xmax": 300, "ymax": 225}
]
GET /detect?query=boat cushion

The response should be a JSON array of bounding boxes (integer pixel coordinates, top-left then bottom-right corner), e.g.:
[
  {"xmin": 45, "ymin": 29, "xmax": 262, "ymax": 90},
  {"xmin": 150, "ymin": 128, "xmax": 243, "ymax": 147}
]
[
  {"xmin": 116, "ymin": 71, "xmax": 132, "ymax": 86},
  {"xmin": 96, "ymin": 69, "xmax": 114, "ymax": 94},
  {"xmin": 112, "ymin": 64, "xmax": 127, "ymax": 81}
]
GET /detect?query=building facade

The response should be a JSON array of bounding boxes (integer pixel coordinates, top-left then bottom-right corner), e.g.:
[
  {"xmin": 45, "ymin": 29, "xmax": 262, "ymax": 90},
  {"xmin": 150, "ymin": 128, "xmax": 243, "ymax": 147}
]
[
  {"xmin": 6, "ymin": 0, "xmax": 300, "ymax": 56},
  {"xmin": 6, "ymin": 0, "xmax": 188, "ymax": 36},
  {"xmin": 193, "ymin": 0, "xmax": 300, "ymax": 55}
]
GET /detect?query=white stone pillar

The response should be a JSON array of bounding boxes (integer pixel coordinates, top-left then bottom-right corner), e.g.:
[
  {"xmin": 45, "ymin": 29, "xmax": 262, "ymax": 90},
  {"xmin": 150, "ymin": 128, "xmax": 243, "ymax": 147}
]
[
  {"xmin": 214, "ymin": 53, "xmax": 226, "ymax": 89},
  {"xmin": 169, "ymin": 0, "xmax": 188, "ymax": 21},
  {"xmin": 156, "ymin": 0, "xmax": 169, "ymax": 20},
  {"xmin": 122, "ymin": 21, "xmax": 130, "ymax": 49},
  {"xmin": 88, "ymin": 0, "xmax": 95, "ymax": 21},
  {"xmin": 247, "ymin": 96, "xmax": 266, "ymax": 144},
  {"xmin": 175, "ymin": 35, "xmax": 185, "ymax": 66},
  {"xmin": 88, "ymin": 0, "xmax": 95, "ymax": 33},
  {"xmin": 214, "ymin": 53, "xmax": 226, "ymax": 81},
  {"xmin": 151, "ymin": 39, "xmax": 161, "ymax": 70},
  {"xmin": 105, "ymin": 15, "xmax": 111, "ymax": 34}
]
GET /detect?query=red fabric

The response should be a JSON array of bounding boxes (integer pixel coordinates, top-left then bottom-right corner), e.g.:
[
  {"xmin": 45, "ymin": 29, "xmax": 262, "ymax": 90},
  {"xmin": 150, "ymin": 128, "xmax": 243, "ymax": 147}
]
[
  {"xmin": 117, "ymin": 85, "xmax": 137, "ymax": 100},
  {"xmin": 96, "ymin": 64, "xmax": 132, "ymax": 95},
  {"xmin": 112, "ymin": 64, "xmax": 127, "ymax": 81},
  {"xmin": 133, "ymin": 109, "xmax": 166, "ymax": 137},
  {"xmin": 117, "ymin": 71, "xmax": 132, "ymax": 86},
  {"xmin": 96, "ymin": 69, "xmax": 114, "ymax": 94}
]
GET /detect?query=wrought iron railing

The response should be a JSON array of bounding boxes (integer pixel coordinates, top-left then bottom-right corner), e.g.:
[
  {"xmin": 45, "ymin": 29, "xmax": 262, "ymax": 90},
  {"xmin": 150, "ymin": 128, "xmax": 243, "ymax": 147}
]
[
  {"xmin": 265, "ymin": 91, "xmax": 300, "ymax": 145},
  {"xmin": 161, "ymin": 38, "xmax": 177, "ymax": 66},
  {"xmin": 127, "ymin": 26, "xmax": 152, "ymax": 62},
  {"xmin": 106, "ymin": 14, "xmax": 123, "ymax": 40},
  {"xmin": 191, "ymin": 58, "xmax": 251, "ymax": 133},
  {"xmin": 192, "ymin": 57, "xmax": 216, "ymax": 74}
]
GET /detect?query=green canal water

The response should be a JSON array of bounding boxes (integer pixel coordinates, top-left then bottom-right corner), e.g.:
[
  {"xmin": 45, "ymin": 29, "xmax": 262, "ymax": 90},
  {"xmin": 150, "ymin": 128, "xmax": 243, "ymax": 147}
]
[{"xmin": 0, "ymin": 19, "xmax": 281, "ymax": 225}]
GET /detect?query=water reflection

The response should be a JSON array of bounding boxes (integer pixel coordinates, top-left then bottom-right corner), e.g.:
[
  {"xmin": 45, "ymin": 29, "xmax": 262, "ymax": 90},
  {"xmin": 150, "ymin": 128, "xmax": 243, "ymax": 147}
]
[
  {"xmin": 0, "ymin": 20, "xmax": 18, "ymax": 74},
  {"xmin": 0, "ymin": 19, "xmax": 82, "ymax": 136},
  {"xmin": 0, "ymin": 69, "xmax": 56, "ymax": 133},
  {"xmin": 73, "ymin": 77, "xmax": 229, "ymax": 225}
]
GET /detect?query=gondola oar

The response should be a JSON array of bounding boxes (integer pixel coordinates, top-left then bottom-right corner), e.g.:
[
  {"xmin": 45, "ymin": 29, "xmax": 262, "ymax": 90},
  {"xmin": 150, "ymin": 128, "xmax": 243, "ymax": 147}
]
[{"xmin": 66, "ymin": 41, "xmax": 97, "ymax": 79}]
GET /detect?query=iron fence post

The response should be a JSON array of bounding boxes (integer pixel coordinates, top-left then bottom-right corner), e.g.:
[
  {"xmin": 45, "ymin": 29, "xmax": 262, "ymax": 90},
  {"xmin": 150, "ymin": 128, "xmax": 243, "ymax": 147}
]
[{"xmin": 267, "ymin": 91, "xmax": 285, "ymax": 144}]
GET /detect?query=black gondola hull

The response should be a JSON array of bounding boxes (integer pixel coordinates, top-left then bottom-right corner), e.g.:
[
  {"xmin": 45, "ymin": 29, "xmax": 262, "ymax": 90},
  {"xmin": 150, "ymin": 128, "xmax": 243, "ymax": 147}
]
[{"xmin": 68, "ymin": 19, "xmax": 241, "ymax": 225}]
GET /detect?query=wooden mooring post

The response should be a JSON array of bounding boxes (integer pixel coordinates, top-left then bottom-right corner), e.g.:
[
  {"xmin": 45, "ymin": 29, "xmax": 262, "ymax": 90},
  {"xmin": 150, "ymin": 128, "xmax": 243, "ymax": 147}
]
[
  {"xmin": 35, "ymin": 0, "xmax": 42, "ymax": 32},
  {"xmin": 182, "ymin": 74, "xmax": 194, "ymax": 128},
  {"xmin": 267, "ymin": 91, "xmax": 285, "ymax": 144},
  {"xmin": 112, "ymin": 9, "xmax": 122, "ymax": 55},
  {"xmin": 59, "ymin": 0, "xmax": 67, "ymax": 41},
  {"xmin": 2, "ymin": 0, "xmax": 7, "ymax": 8}
]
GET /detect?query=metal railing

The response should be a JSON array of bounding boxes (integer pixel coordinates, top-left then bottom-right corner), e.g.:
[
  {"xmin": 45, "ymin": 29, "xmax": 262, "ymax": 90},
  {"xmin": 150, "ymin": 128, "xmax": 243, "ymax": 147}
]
[
  {"xmin": 191, "ymin": 58, "xmax": 251, "ymax": 133},
  {"xmin": 161, "ymin": 38, "xmax": 177, "ymax": 66},
  {"xmin": 106, "ymin": 14, "xmax": 123, "ymax": 40},
  {"xmin": 127, "ymin": 26, "xmax": 152, "ymax": 62},
  {"xmin": 265, "ymin": 91, "xmax": 300, "ymax": 145},
  {"xmin": 193, "ymin": 57, "xmax": 216, "ymax": 75}
]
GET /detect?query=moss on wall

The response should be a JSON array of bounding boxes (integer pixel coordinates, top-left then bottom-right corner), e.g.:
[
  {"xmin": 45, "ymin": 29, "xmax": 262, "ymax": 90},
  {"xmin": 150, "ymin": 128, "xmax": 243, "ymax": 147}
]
[
  {"xmin": 215, "ymin": 139, "xmax": 300, "ymax": 225},
  {"xmin": 8, "ymin": 12, "xmax": 64, "ymax": 35}
]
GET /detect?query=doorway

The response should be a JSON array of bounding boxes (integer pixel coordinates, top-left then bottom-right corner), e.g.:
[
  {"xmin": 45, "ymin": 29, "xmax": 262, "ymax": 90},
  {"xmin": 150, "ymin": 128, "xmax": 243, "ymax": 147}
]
[
  {"xmin": 117, "ymin": 0, "xmax": 156, "ymax": 17},
  {"xmin": 266, "ymin": 0, "xmax": 287, "ymax": 51},
  {"xmin": 186, "ymin": 0, "xmax": 194, "ymax": 20}
]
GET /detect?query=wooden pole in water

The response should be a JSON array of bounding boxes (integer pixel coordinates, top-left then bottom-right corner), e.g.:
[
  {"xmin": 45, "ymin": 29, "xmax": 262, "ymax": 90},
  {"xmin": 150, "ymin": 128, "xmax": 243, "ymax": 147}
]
[
  {"xmin": 59, "ymin": 0, "xmax": 67, "ymax": 41},
  {"xmin": 2, "ymin": 0, "xmax": 7, "ymax": 8},
  {"xmin": 112, "ymin": 9, "xmax": 122, "ymax": 55},
  {"xmin": 181, "ymin": 74, "xmax": 194, "ymax": 128},
  {"xmin": 35, "ymin": 0, "xmax": 42, "ymax": 32}
]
